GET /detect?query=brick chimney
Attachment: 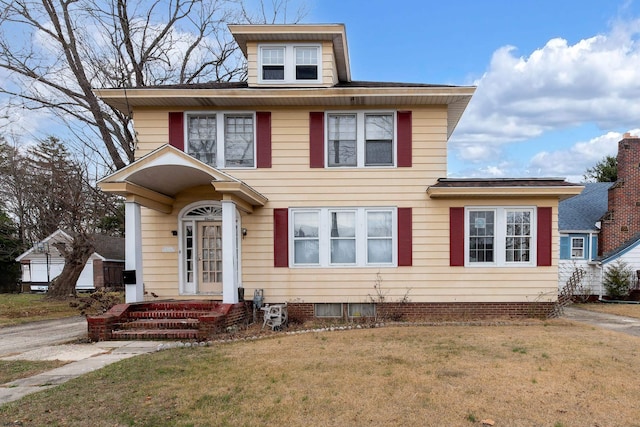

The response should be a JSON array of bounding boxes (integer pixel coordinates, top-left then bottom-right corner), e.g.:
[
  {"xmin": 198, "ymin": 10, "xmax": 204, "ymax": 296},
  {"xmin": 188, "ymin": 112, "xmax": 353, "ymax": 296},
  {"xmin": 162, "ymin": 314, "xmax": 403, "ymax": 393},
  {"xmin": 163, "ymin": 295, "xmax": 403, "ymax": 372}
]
[{"xmin": 599, "ymin": 133, "xmax": 640, "ymax": 255}]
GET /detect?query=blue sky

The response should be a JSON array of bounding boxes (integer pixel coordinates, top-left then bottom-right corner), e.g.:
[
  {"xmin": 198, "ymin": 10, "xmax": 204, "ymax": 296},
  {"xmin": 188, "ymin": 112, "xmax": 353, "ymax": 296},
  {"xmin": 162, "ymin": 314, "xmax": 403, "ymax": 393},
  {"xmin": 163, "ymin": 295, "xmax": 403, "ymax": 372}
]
[
  {"xmin": 309, "ymin": 0, "xmax": 640, "ymax": 181},
  {"xmin": 2, "ymin": 0, "xmax": 639, "ymax": 182}
]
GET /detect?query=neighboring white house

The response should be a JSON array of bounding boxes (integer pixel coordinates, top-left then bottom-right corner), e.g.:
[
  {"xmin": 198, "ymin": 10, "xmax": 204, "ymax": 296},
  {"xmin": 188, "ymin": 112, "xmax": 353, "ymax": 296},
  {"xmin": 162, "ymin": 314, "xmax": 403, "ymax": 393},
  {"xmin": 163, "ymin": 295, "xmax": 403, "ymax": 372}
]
[{"xmin": 16, "ymin": 230, "xmax": 125, "ymax": 292}]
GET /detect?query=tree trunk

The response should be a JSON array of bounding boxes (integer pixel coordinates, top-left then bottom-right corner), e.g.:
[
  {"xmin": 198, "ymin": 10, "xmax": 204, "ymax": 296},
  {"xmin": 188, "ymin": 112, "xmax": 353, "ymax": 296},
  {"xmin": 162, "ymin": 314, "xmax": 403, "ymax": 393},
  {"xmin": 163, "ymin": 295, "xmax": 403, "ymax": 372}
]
[{"xmin": 47, "ymin": 234, "xmax": 95, "ymax": 298}]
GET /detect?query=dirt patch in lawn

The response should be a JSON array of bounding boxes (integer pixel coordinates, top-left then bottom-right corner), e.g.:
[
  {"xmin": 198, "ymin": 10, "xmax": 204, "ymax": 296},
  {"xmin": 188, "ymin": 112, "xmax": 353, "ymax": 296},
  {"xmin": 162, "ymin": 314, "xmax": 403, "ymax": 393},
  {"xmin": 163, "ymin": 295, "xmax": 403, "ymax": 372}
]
[{"xmin": 2, "ymin": 319, "xmax": 640, "ymax": 426}]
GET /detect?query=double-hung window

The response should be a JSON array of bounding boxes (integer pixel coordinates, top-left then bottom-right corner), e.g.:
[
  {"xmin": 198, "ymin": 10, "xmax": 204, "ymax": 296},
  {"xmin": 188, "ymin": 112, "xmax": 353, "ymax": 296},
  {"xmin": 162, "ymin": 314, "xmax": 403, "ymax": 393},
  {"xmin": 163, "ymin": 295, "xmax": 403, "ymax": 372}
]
[
  {"xmin": 261, "ymin": 47, "xmax": 285, "ymax": 80},
  {"xmin": 291, "ymin": 207, "xmax": 396, "ymax": 267},
  {"xmin": 259, "ymin": 44, "xmax": 321, "ymax": 84},
  {"xmin": 186, "ymin": 112, "xmax": 255, "ymax": 168},
  {"xmin": 571, "ymin": 237, "xmax": 585, "ymax": 259},
  {"xmin": 466, "ymin": 207, "xmax": 535, "ymax": 266},
  {"xmin": 327, "ymin": 112, "xmax": 395, "ymax": 167}
]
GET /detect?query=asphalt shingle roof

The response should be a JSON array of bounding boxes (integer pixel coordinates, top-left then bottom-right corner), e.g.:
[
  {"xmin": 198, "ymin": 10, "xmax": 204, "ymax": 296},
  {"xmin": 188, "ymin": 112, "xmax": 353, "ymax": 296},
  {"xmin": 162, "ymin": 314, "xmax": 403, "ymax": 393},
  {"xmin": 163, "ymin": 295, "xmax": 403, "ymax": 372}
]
[{"xmin": 558, "ymin": 182, "xmax": 612, "ymax": 232}]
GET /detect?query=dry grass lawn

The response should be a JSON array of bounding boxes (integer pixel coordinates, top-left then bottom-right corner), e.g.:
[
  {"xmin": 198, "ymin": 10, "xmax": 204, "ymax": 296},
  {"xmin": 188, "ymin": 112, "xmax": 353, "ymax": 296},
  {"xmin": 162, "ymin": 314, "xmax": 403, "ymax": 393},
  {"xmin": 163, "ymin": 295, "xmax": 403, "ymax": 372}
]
[
  {"xmin": 2, "ymin": 318, "xmax": 640, "ymax": 426},
  {"xmin": 576, "ymin": 302, "xmax": 640, "ymax": 319},
  {"xmin": 0, "ymin": 294, "xmax": 80, "ymax": 327}
]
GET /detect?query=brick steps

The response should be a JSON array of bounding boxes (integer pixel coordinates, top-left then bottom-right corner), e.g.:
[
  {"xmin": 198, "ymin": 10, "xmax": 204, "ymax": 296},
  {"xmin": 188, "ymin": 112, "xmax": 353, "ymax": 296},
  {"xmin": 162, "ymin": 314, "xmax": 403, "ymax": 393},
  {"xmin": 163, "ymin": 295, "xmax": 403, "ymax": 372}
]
[
  {"xmin": 127, "ymin": 310, "xmax": 212, "ymax": 319},
  {"xmin": 88, "ymin": 301, "xmax": 248, "ymax": 341},
  {"xmin": 112, "ymin": 309, "xmax": 212, "ymax": 340},
  {"xmin": 111, "ymin": 328, "xmax": 199, "ymax": 340},
  {"xmin": 117, "ymin": 318, "xmax": 200, "ymax": 330}
]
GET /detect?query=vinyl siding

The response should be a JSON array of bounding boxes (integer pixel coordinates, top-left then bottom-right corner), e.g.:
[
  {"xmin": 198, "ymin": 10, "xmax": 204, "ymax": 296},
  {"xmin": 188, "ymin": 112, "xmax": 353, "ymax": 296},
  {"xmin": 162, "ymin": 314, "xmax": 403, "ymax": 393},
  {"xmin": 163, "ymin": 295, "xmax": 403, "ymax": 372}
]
[{"xmin": 131, "ymin": 106, "xmax": 560, "ymax": 303}]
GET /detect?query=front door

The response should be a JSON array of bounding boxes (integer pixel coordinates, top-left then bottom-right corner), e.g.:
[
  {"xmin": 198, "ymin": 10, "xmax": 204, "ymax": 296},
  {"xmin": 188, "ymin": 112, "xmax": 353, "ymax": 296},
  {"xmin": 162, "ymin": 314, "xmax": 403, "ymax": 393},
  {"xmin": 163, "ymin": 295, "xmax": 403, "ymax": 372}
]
[{"xmin": 198, "ymin": 222, "xmax": 222, "ymax": 294}]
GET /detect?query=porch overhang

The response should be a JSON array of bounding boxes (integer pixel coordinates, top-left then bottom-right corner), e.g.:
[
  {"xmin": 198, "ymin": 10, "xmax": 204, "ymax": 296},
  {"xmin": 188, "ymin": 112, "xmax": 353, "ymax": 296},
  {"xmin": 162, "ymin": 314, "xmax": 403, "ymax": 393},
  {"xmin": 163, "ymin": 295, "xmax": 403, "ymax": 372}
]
[
  {"xmin": 98, "ymin": 145, "xmax": 268, "ymax": 213},
  {"xmin": 427, "ymin": 178, "xmax": 584, "ymax": 201}
]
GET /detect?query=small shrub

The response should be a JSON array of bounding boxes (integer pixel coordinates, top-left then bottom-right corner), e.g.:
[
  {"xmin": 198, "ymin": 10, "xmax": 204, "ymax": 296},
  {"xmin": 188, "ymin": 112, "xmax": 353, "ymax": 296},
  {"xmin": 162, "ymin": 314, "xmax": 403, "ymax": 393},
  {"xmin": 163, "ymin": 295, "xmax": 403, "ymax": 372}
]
[{"xmin": 603, "ymin": 260, "xmax": 634, "ymax": 300}]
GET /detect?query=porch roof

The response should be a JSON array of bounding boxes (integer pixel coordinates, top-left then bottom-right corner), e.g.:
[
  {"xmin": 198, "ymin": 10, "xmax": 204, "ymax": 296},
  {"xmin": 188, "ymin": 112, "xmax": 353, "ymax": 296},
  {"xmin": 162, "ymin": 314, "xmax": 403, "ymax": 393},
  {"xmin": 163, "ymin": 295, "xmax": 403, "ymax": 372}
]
[
  {"xmin": 426, "ymin": 178, "xmax": 584, "ymax": 200},
  {"xmin": 98, "ymin": 145, "xmax": 268, "ymax": 213}
]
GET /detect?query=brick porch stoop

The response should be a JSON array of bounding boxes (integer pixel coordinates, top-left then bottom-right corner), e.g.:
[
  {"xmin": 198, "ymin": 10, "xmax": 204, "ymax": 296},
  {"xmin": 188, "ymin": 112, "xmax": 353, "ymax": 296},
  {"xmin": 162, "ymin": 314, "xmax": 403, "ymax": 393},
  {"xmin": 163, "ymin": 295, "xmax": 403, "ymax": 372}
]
[{"xmin": 87, "ymin": 300, "xmax": 250, "ymax": 341}]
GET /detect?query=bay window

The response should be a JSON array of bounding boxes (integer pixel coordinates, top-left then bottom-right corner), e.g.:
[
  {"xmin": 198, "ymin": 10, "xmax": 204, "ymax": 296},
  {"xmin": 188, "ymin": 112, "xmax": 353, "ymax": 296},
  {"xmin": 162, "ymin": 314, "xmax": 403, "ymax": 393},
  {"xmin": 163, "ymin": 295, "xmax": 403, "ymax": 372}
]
[
  {"xmin": 290, "ymin": 207, "xmax": 397, "ymax": 267},
  {"xmin": 185, "ymin": 112, "xmax": 255, "ymax": 168},
  {"xmin": 466, "ymin": 207, "xmax": 535, "ymax": 266}
]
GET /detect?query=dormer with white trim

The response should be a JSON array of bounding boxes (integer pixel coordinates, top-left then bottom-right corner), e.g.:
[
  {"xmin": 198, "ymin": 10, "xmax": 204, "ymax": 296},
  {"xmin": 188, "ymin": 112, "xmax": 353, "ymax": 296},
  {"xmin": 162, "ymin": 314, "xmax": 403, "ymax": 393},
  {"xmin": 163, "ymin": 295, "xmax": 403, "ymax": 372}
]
[{"xmin": 229, "ymin": 24, "xmax": 351, "ymax": 88}]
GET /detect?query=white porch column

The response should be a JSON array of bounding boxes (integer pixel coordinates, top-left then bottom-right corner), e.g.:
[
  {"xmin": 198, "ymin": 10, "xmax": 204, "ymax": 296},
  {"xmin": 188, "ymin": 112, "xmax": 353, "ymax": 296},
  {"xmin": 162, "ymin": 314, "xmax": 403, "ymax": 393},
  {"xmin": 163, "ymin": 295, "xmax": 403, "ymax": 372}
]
[
  {"xmin": 221, "ymin": 200, "xmax": 239, "ymax": 304},
  {"xmin": 125, "ymin": 201, "xmax": 144, "ymax": 303}
]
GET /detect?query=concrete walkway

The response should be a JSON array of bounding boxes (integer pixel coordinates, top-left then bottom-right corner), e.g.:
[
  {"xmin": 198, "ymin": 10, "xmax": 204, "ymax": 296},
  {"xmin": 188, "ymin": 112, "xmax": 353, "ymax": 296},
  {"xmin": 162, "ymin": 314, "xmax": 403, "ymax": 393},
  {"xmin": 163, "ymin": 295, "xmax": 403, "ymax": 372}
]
[
  {"xmin": 0, "ymin": 317, "xmax": 169, "ymax": 405},
  {"xmin": 0, "ymin": 341, "xmax": 164, "ymax": 404}
]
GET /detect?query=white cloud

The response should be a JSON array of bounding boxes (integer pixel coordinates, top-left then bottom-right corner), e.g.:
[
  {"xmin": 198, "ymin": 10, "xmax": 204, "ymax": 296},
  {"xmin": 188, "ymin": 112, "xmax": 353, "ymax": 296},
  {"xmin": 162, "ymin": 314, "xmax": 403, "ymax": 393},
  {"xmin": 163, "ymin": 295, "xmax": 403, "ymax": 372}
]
[
  {"xmin": 450, "ymin": 18, "xmax": 640, "ymax": 168},
  {"xmin": 528, "ymin": 128, "xmax": 640, "ymax": 182}
]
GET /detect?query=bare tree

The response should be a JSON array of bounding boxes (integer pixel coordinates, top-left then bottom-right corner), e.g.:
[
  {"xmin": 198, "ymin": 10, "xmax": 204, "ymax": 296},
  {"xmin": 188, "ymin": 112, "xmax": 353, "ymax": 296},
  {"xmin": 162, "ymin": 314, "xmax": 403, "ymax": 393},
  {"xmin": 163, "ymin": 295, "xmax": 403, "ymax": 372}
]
[
  {"xmin": 0, "ymin": 136, "xmax": 124, "ymax": 296},
  {"xmin": 0, "ymin": 0, "xmax": 306, "ymax": 171}
]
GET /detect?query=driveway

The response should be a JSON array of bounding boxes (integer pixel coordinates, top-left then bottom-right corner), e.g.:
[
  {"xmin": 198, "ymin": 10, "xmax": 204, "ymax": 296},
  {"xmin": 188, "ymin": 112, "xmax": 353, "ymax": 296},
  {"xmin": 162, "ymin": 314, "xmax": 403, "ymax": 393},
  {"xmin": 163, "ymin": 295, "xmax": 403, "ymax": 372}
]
[
  {"xmin": 0, "ymin": 316, "xmax": 87, "ymax": 358},
  {"xmin": 562, "ymin": 306, "xmax": 640, "ymax": 338}
]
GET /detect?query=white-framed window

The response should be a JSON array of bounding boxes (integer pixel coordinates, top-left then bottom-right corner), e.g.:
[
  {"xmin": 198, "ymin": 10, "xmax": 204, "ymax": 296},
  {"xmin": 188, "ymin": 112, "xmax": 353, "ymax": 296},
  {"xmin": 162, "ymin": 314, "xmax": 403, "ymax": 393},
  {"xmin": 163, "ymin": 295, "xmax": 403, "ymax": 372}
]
[
  {"xmin": 466, "ymin": 207, "xmax": 536, "ymax": 267},
  {"xmin": 185, "ymin": 112, "xmax": 255, "ymax": 168},
  {"xmin": 327, "ymin": 111, "xmax": 395, "ymax": 167},
  {"xmin": 259, "ymin": 44, "xmax": 321, "ymax": 84},
  {"xmin": 290, "ymin": 207, "xmax": 397, "ymax": 267},
  {"xmin": 571, "ymin": 237, "xmax": 585, "ymax": 259}
]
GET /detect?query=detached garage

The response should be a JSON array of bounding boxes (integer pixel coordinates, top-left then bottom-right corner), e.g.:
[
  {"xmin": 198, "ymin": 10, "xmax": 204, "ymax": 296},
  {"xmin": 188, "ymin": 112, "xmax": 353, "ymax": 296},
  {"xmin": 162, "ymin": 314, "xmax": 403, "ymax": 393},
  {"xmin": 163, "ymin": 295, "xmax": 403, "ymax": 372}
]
[{"xmin": 16, "ymin": 230, "xmax": 125, "ymax": 293}]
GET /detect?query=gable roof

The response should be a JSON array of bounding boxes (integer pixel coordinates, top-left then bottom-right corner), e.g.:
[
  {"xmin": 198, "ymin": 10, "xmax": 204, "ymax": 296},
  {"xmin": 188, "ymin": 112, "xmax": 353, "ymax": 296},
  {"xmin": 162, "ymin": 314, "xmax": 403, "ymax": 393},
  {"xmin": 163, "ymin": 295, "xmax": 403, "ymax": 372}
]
[
  {"xmin": 558, "ymin": 182, "xmax": 612, "ymax": 232},
  {"xmin": 98, "ymin": 144, "xmax": 267, "ymax": 214},
  {"xmin": 92, "ymin": 234, "xmax": 125, "ymax": 261},
  {"xmin": 16, "ymin": 230, "xmax": 124, "ymax": 262}
]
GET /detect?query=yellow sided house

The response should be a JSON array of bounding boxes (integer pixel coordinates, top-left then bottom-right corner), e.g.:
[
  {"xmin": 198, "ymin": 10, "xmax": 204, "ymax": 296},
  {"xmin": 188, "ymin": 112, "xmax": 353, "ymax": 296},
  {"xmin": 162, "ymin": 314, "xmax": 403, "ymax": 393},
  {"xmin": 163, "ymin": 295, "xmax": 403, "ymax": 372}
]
[{"xmin": 91, "ymin": 24, "xmax": 582, "ymax": 339}]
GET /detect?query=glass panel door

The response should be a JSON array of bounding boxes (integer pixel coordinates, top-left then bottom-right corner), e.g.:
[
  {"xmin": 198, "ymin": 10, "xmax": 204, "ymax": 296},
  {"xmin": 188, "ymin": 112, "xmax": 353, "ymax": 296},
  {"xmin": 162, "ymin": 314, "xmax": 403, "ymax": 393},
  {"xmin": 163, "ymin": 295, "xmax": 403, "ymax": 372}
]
[{"xmin": 198, "ymin": 222, "xmax": 222, "ymax": 294}]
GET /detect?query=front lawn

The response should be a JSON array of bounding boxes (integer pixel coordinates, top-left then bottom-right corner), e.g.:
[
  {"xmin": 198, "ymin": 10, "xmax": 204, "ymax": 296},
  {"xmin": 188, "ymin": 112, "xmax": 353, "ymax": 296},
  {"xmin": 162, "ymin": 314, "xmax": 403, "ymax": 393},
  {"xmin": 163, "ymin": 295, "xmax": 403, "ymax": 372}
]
[
  {"xmin": 0, "ymin": 293, "xmax": 80, "ymax": 327},
  {"xmin": 1, "ymin": 320, "xmax": 639, "ymax": 426}
]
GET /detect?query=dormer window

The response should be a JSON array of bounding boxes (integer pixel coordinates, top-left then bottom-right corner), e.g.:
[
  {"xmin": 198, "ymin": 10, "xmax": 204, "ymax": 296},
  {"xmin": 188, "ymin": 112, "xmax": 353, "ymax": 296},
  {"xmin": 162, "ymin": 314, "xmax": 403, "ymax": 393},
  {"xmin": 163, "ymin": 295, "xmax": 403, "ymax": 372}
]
[
  {"xmin": 261, "ymin": 47, "xmax": 285, "ymax": 80},
  {"xmin": 259, "ymin": 44, "xmax": 321, "ymax": 84},
  {"xmin": 295, "ymin": 47, "xmax": 318, "ymax": 80}
]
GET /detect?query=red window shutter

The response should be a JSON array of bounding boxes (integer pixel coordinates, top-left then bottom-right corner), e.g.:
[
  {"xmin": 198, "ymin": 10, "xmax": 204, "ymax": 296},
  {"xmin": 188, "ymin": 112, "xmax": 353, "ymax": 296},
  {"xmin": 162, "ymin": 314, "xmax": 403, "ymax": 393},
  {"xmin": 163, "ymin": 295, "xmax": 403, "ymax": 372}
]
[
  {"xmin": 309, "ymin": 112, "xmax": 324, "ymax": 168},
  {"xmin": 398, "ymin": 207, "xmax": 412, "ymax": 266},
  {"xmin": 274, "ymin": 208, "xmax": 289, "ymax": 267},
  {"xmin": 537, "ymin": 207, "xmax": 552, "ymax": 266},
  {"xmin": 256, "ymin": 112, "xmax": 272, "ymax": 168},
  {"xmin": 397, "ymin": 111, "xmax": 412, "ymax": 167},
  {"xmin": 450, "ymin": 207, "xmax": 465, "ymax": 266},
  {"xmin": 168, "ymin": 112, "xmax": 184, "ymax": 151}
]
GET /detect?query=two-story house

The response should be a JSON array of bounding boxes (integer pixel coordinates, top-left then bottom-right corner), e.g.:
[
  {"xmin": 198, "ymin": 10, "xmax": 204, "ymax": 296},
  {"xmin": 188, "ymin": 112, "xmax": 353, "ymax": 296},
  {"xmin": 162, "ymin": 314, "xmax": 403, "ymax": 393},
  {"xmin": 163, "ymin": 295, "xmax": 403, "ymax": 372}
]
[{"xmin": 96, "ymin": 24, "xmax": 582, "ymax": 324}]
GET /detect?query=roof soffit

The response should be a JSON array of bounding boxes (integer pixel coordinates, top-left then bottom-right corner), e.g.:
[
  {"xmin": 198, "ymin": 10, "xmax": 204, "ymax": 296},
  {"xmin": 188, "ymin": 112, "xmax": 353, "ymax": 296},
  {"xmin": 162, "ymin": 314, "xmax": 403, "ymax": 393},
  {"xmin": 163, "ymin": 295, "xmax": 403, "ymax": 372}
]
[{"xmin": 95, "ymin": 86, "xmax": 475, "ymax": 138}]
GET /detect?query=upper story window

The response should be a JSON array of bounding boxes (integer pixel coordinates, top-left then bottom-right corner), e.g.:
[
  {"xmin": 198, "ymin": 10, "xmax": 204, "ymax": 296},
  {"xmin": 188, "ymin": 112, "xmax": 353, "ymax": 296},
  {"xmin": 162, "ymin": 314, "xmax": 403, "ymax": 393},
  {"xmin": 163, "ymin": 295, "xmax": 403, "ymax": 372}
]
[
  {"xmin": 186, "ymin": 112, "xmax": 255, "ymax": 168},
  {"xmin": 327, "ymin": 112, "xmax": 395, "ymax": 167},
  {"xmin": 571, "ymin": 237, "xmax": 585, "ymax": 259},
  {"xmin": 466, "ymin": 207, "xmax": 536, "ymax": 267},
  {"xmin": 261, "ymin": 47, "xmax": 285, "ymax": 80},
  {"xmin": 259, "ymin": 44, "xmax": 321, "ymax": 84},
  {"xmin": 295, "ymin": 47, "xmax": 318, "ymax": 80}
]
